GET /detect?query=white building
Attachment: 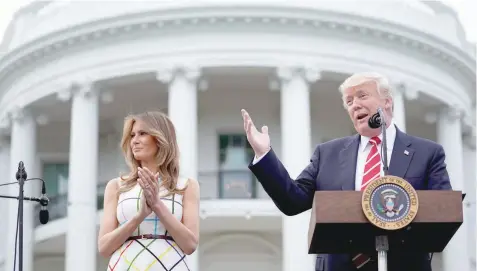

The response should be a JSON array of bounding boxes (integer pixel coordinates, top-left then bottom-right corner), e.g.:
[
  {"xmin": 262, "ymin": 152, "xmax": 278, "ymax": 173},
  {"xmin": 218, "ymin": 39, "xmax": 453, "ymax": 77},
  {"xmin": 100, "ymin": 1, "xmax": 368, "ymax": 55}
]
[{"xmin": 0, "ymin": 1, "xmax": 475, "ymax": 271}]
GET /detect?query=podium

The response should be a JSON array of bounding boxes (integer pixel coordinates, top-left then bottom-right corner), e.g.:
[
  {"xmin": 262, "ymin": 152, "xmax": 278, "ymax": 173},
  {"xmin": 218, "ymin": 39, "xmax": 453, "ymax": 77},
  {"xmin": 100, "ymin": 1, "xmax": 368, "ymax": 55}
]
[{"xmin": 308, "ymin": 176, "xmax": 464, "ymax": 270}]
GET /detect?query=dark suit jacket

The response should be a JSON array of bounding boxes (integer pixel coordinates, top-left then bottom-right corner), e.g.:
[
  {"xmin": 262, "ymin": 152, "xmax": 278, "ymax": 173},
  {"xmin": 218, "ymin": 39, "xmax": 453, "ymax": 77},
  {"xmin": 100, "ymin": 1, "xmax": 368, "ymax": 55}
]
[{"xmin": 249, "ymin": 127, "xmax": 452, "ymax": 271}]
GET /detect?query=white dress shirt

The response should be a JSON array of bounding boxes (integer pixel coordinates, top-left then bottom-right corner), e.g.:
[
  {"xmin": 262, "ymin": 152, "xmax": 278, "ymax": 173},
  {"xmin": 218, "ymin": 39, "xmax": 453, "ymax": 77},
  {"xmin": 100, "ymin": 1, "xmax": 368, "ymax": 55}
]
[
  {"xmin": 354, "ymin": 121, "xmax": 396, "ymax": 191},
  {"xmin": 252, "ymin": 121, "xmax": 397, "ymax": 191}
]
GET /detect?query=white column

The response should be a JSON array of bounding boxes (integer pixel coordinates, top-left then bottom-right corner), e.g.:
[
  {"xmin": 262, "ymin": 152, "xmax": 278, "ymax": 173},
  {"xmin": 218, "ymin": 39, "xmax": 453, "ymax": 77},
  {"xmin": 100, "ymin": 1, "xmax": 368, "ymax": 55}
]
[
  {"xmin": 61, "ymin": 82, "xmax": 99, "ymax": 271},
  {"xmin": 462, "ymin": 130, "xmax": 476, "ymax": 271},
  {"xmin": 392, "ymin": 83, "xmax": 407, "ymax": 132},
  {"xmin": 0, "ymin": 135, "xmax": 11, "ymax": 269},
  {"xmin": 437, "ymin": 106, "xmax": 470, "ymax": 271},
  {"xmin": 158, "ymin": 66, "xmax": 201, "ymax": 271},
  {"xmin": 4, "ymin": 108, "xmax": 38, "ymax": 271},
  {"xmin": 277, "ymin": 66, "xmax": 320, "ymax": 271}
]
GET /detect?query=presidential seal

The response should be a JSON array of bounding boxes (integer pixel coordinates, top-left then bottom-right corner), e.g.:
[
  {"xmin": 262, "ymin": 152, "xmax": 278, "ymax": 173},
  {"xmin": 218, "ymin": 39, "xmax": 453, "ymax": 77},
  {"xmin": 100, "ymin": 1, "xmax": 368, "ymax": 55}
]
[{"xmin": 361, "ymin": 175, "xmax": 419, "ymax": 230}]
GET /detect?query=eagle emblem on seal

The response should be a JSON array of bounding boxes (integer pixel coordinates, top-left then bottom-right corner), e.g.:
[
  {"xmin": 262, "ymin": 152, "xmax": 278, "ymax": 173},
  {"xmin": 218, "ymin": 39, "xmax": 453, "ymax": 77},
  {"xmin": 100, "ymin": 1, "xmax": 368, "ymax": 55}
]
[{"xmin": 376, "ymin": 188, "xmax": 404, "ymax": 218}]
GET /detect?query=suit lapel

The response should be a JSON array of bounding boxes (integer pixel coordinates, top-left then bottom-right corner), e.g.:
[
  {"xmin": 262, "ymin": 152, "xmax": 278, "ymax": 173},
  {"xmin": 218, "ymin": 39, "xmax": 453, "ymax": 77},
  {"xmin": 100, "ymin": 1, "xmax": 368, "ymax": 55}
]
[
  {"xmin": 339, "ymin": 134, "xmax": 360, "ymax": 190},
  {"xmin": 388, "ymin": 128, "xmax": 414, "ymax": 178}
]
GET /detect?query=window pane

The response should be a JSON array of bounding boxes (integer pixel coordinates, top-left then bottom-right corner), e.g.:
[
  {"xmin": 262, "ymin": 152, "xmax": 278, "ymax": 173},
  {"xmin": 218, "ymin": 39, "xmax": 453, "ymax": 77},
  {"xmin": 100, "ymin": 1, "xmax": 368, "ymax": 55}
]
[
  {"xmin": 220, "ymin": 146, "xmax": 248, "ymax": 169},
  {"xmin": 219, "ymin": 134, "xmax": 229, "ymax": 150},
  {"xmin": 42, "ymin": 163, "xmax": 69, "ymax": 196},
  {"xmin": 218, "ymin": 133, "xmax": 257, "ymax": 198},
  {"xmin": 231, "ymin": 135, "xmax": 242, "ymax": 147},
  {"xmin": 220, "ymin": 171, "xmax": 254, "ymax": 199},
  {"xmin": 219, "ymin": 135, "xmax": 229, "ymax": 163}
]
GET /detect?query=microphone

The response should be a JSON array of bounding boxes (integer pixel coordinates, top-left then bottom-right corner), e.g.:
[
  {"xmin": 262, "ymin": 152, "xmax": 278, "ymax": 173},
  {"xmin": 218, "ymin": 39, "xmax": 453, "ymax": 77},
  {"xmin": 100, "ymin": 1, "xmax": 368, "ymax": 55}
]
[
  {"xmin": 368, "ymin": 112, "xmax": 382, "ymax": 129},
  {"xmin": 39, "ymin": 181, "xmax": 49, "ymax": 225},
  {"xmin": 368, "ymin": 108, "xmax": 386, "ymax": 129},
  {"xmin": 9, "ymin": 161, "xmax": 50, "ymax": 224},
  {"xmin": 16, "ymin": 161, "xmax": 27, "ymax": 182}
]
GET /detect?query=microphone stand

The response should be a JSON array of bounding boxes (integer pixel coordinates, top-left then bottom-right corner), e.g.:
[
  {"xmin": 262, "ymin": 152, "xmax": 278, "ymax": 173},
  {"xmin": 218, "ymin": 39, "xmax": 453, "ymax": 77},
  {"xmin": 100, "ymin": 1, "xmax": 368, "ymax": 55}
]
[
  {"xmin": 0, "ymin": 163, "xmax": 47, "ymax": 271},
  {"xmin": 378, "ymin": 108, "xmax": 389, "ymax": 176},
  {"xmin": 376, "ymin": 108, "xmax": 389, "ymax": 271}
]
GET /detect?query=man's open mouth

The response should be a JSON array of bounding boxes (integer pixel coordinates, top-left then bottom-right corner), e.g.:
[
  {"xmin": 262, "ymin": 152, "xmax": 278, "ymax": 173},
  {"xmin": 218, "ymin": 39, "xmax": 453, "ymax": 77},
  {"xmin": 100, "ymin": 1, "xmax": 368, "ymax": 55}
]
[{"xmin": 357, "ymin": 113, "xmax": 368, "ymax": 120}]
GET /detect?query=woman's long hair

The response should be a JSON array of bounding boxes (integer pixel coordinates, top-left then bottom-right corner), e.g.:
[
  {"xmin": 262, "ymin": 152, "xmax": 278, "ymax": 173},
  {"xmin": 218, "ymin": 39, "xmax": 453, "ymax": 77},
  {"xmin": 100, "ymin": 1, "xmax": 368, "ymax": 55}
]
[{"xmin": 118, "ymin": 111, "xmax": 186, "ymax": 196}]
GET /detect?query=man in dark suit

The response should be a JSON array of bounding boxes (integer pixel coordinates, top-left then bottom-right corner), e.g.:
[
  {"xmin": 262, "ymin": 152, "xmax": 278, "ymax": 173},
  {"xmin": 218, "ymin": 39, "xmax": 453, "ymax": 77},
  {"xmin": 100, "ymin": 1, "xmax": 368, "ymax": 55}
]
[{"xmin": 241, "ymin": 72, "xmax": 452, "ymax": 271}]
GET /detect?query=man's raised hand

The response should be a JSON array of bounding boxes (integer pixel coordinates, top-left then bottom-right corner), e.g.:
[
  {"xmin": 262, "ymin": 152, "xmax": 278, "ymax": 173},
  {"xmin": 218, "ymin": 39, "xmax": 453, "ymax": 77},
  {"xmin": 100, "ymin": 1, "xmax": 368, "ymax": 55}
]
[{"xmin": 241, "ymin": 109, "xmax": 271, "ymax": 158}]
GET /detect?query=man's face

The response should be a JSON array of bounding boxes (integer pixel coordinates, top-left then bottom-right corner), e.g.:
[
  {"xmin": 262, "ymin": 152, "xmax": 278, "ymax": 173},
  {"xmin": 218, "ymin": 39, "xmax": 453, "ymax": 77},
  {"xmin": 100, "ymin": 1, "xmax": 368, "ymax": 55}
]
[{"xmin": 343, "ymin": 81, "xmax": 392, "ymax": 137}]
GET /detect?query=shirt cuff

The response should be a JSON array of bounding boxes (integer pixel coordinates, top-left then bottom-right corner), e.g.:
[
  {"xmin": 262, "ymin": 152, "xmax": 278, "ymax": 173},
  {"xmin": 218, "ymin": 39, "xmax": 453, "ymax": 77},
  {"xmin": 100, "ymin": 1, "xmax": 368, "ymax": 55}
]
[{"xmin": 252, "ymin": 149, "xmax": 270, "ymax": 165}]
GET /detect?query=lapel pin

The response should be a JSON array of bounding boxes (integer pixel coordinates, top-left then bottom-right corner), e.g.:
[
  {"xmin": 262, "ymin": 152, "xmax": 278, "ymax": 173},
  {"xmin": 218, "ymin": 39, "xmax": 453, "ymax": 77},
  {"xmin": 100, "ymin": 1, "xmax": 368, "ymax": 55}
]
[{"xmin": 404, "ymin": 150, "xmax": 409, "ymax": 156}]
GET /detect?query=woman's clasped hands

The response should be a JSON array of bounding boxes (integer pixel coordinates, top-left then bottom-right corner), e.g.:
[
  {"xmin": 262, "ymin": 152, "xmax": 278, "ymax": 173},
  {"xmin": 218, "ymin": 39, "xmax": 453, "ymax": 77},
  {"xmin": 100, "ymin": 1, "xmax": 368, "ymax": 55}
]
[{"xmin": 137, "ymin": 167, "xmax": 160, "ymax": 215}]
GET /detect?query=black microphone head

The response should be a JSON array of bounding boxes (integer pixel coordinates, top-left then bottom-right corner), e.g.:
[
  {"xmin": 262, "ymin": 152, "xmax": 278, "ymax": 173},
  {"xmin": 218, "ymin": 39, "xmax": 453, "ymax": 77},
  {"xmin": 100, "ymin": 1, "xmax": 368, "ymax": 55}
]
[
  {"xmin": 42, "ymin": 181, "xmax": 46, "ymax": 194},
  {"xmin": 16, "ymin": 170, "xmax": 27, "ymax": 180},
  {"xmin": 368, "ymin": 112, "xmax": 382, "ymax": 129},
  {"xmin": 39, "ymin": 210, "xmax": 49, "ymax": 224},
  {"xmin": 16, "ymin": 161, "xmax": 27, "ymax": 180}
]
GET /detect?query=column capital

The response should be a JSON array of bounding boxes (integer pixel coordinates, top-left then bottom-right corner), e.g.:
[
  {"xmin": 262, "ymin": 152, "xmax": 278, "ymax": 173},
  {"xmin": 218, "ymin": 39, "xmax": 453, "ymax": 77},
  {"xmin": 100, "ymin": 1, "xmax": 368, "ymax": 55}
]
[
  {"xmin": 276, "ymin": 66, "xmax": 321, "ymax": 84},
  {"xmin": 156, "ymin": 65, "xmax": 202, "ymax": 84},
  {"xmin": 0, "ymin": 107, "xmax": 47, "ymax": 130},
  {"xmin": 426, "ymin": 106, "xmax": 465, "ymax": 124},
  {"xmin": 56, "ymin": 80, "xmax": 97, "ymax": 102},
  {"xmin": 8, "ymin": 107, "xmax": 34, "ymax": 125},
  {"xmin": 440, "ymin": 105, "xmax": 465, "ymax": 122},
  {"xmin": 0, "ymin": 115, "xmax": 10, "ymax": 131}
]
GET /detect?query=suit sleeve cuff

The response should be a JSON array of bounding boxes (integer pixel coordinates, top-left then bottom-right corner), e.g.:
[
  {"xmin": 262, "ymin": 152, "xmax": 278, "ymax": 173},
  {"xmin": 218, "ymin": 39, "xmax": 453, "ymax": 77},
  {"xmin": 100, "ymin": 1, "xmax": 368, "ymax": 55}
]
[{"xmin": 252, "ymin": 149, "xmax": 270, "ymax": 165}]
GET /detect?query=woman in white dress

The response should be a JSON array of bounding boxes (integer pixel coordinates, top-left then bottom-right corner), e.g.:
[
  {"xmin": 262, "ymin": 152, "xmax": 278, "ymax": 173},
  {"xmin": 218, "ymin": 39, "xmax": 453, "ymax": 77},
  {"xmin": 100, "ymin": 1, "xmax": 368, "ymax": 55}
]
[{"xmin": 98, "ymin": 111, "xmax": 200, "ymax": 271}]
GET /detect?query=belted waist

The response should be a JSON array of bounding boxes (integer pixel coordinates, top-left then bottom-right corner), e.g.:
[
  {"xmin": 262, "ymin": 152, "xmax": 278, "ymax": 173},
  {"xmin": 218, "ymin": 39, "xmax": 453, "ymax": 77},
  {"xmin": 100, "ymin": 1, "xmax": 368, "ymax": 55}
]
[{"xmin": 127, "ymin": 234, "xmax": 174, "ymax": 241}]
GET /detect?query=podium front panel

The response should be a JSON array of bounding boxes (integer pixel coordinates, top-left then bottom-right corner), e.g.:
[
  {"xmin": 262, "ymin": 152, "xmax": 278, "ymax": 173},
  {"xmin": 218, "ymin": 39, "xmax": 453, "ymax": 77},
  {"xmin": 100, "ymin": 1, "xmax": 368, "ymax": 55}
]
[{"xmin": 308, "ymin": 191, "xmax": 463, "ymax": 254}]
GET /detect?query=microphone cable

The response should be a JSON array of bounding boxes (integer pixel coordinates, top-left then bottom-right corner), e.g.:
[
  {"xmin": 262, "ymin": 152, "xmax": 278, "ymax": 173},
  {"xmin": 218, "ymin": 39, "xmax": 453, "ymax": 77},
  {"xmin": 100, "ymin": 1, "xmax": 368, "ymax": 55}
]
[{"xmin": 0, "ymin": 178, "xmax": 45, "ymax": 187}]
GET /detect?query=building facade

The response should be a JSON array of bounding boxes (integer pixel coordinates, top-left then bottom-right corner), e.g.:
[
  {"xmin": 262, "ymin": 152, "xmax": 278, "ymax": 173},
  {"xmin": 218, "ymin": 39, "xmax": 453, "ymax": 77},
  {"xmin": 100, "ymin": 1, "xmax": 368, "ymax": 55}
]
[{"xmin": 0, "ymin": 1, "xmax": 475, "ymax": 271}]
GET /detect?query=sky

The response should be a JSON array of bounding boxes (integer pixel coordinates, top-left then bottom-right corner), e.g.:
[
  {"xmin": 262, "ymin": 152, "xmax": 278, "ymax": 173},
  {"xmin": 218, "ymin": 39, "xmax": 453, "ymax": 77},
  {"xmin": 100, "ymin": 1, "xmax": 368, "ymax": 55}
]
[{"xmin": 0, "ymin": 0, "xmax": 476, "ymax": 49}]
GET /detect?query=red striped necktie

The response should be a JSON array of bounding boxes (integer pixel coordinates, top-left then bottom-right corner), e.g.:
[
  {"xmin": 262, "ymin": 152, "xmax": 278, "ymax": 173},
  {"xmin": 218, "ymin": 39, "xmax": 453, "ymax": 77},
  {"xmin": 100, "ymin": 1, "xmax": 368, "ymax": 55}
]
[
  {"xmin": 361, "ymin": 136, "xmax": 382, "ymax": 190},
  {"xmin": 353, "ymin": 136, "xmax": 382, "ymax": 269}
]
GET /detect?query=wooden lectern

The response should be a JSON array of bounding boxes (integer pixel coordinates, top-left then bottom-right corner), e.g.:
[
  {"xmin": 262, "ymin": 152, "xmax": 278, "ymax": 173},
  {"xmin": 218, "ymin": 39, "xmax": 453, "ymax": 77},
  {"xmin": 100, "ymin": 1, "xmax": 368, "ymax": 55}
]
[{"xmin": 308, "ymin": 189, "xmax": 464, "ymax": 270}]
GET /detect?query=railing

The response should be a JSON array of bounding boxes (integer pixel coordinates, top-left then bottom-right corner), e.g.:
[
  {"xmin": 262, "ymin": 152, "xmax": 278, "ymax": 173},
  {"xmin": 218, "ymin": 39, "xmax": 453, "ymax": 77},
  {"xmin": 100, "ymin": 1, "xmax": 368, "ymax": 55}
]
[
  {"xmin": 33, "ymin": 170, "xmax": 258, "ymax": 226},
  {"xmin": 198, "ymin": 170, "xmax": 259, "ymax": 200}
]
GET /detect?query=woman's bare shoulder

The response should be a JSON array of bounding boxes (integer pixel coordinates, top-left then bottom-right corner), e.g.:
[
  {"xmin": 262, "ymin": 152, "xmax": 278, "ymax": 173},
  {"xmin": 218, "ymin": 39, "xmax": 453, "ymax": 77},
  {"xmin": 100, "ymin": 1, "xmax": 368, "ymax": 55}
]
[
  {"xmin": 183, "ymin": 178, "xmax": 199, "ymax": 197},
  {"xmin": 104, "ymin": 177, "xmax": 121, "ymax": 194}
]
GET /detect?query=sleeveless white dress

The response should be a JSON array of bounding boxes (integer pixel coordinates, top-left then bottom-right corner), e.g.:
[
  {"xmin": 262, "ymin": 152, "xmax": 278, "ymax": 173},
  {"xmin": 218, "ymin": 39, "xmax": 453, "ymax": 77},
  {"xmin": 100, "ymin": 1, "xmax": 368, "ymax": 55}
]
[{"xmin": 107, "ymin": 177, "xmax": 191, "ymax": 271}]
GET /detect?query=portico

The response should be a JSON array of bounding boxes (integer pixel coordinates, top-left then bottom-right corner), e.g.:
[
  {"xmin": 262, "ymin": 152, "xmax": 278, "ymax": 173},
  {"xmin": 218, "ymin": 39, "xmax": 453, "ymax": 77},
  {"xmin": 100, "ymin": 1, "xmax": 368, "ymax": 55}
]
[
  {"xmin": 0, "ymin": 2, "xmax": 474, "ymax": 271},
  {"xmin": 0, "ymin": 64, "xmax": 473, "ymax": 271}
]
